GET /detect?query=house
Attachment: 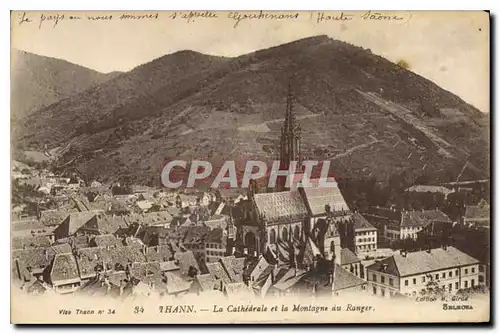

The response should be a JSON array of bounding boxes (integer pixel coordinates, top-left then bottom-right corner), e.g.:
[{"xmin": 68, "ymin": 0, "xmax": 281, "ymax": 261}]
[
  {"xmin": 145, "ymin": 245, "xmax": 173, "ymax": 263},
  {"xmin": 463, "ymin": 203, "xmax": 490, "ymax": 229},
  {"xmin": 204, "ymin": 262, "xmax": 232, "ymax": 291},
  {"xmin": 367, "ymin": 208, "xmax": 452, "ymax": 241},
  {"xmin": 203, "ymin": 214, "xmax": 228, "ymax": 230},
  {"xmin": 300, "ymin": 264, "xmax": 367, "ymax": 297},
  {"xmin": 205, "ymin": 228, "xmax": 227, "ymax": 263},
  {"xmin": 52, "ymin": 211, "xmax": 103, "ymax": 240},
  {"xmin": 129, "ymin": 262, "xmax": 167, "ymax": 293},
  {"xmin": 366, "ymin": 246, "xmax": 480, "ymax": 298},
  {"xmin": 173, "ymin": 250, "xmax": 200, "ymax": 278},
  {"xmin": 244, "ymin": 256, "xmax": 275, "ymax": 295},
  {"xmin": 164, "ymin": 271, "xmax": 193, "ymax": 296},
  {"xmin": 352, "ymin": 213, "xmax": 378, "ymax": 255},
  {"xmin": 405, "ymin": 185, "xmax": 455, "ymax": 198},
  {"xmin": 340, "ymin": 248, "xmax": 362, "ymax": 278},
  {"xmin": 219, "ymin": 255, "xmax": 247, "ymax": 283},
  {"xmin": 182, "ymin": 225, "xmax": 210, "ymax": 266},
  {"xmin": 89, "ymin": 234, "xmax": 123, "ymax": 248},
  {"xmin": 135, "ymin": 200, "xmax": 154, "ymax": 213},
  {"xmin": 49, "ymin": 253, "xmax": 82, "ymax": 294},
  {"xmin": 12, "ymin": 235, "xmax": 53, "ymax": 250},
  {"xmin": 40, "ymin": 209, "xmax": 76, "ymax": 227},
  {"xmin": 12, "ymin": 247, "xmax": 57, "ymax": 282}
]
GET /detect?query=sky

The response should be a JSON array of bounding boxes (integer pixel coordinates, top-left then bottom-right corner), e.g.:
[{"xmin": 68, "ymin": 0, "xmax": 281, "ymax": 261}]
[{"xmin": 11, "ymin": 10, "xmax": 490, "ymax": 112}]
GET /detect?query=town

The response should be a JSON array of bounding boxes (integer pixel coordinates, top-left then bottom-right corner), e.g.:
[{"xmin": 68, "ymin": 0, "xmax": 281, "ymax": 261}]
[{"xmin": 11, "ymin": 87, "xmax": 490, "ymax": 302}]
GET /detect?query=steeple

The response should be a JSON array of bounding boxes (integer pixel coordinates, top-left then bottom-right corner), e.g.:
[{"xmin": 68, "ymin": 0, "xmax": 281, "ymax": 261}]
[{"xmin": 279, "ymin": 81, "xmax": 302, "ymax": 170}]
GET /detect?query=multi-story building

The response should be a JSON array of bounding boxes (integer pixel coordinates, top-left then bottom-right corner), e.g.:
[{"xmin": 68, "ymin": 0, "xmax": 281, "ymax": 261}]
[
  {"xmin": 364, "ymin": 207, "xmax": 452, "ymax": 241},
  {"xmin": 352, "ymin": 213, "xmax": 377, "ymax": 255},
  {"xmin": 366, "ymin": 246, "xmax": 480, "ymax": 298}
]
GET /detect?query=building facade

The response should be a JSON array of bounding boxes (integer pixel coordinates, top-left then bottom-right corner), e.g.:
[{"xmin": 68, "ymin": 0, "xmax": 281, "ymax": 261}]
[{"xmin": 366, "ymin": 246, "xmax": 480, "ymax": 298}]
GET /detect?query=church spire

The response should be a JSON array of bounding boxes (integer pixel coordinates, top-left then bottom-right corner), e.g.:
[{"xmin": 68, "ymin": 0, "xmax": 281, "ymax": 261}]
[{"xmin": 280, "ymin": 81, "xmax": 302, "ymax": 170}]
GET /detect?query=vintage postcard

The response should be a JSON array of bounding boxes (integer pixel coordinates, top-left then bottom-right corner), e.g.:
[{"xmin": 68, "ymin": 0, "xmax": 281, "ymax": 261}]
[{"xmin": 10, "ymin": 10, "xmax": 490, "ymax": 324}]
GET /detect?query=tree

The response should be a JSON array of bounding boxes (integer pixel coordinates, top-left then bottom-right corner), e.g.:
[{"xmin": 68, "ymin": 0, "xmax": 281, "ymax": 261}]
[{"xmin": 420, "ymin": 275, "xmax": 447, "ymax": 297}]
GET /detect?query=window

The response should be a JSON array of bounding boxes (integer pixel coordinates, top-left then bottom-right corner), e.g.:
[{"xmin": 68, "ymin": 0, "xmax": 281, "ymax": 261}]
[
  {"xmin": 413, "ymin": 278, "xmax": 416, "ymax": 284},
  {"xmin": 373, "ymin": 286, "xmax": 377, "ymax": 295},
  {"xmin": 435, "ymin": 274, "xmax": 439, "ymax": 280},
  {"xmin": 448, "ymin": 283, "xmax": 452, "ymax": 291},
  {"xmin": 442, "ymin": 273, "xmax": 445, "ymax": 278},
  {"xmin": 422, "ymin": 276, "xmax": 426, "ymax": 283},
  {"xmin": 381, "ymin": 289, "xmax": 385, "ymax": 297},
  {"xmin": 472, "ymin": 267, "xmax": 475, "ymax": 273},
  {"xmin": 404, "ymin": 280, "xmax": 408, "ymax": 286},
  {"xmin": 372, "ymin": 274, "xmax": 377, "ymax": 282},
  {"xmin": 455, "ymin": 269, "xmax": 459, "ymax": 276},
  {"xmin": 381, "ymin": 276, "xmax": 385, "ymax": 284},
  {"xmin": 449, "ymin": 271, "xmax": 452, "ymax": 277},
  {"xmin": 389, "ymin": 278, "xmax": 393, "ymax": 286},
  {"xmin": 455, "ymin": 282, "xmax": 459, "ymax": 289},
  {"xmin": 465, "ymin": 269, "xmax": 468, "ymax": 274},
  {"xmin": 479, "ymin": 266, "xmax": 485, "ymax": 272},
  {"xmin": 479, "ymin": 276, "xmax": 484, "ymax": 283},
  {"xmin": 464, "ymin": 280, "xmax": 468, "ymax": 288},
  {"xmin": 471, "ymin": 279, "xmax": 475, "ymax": 287}
]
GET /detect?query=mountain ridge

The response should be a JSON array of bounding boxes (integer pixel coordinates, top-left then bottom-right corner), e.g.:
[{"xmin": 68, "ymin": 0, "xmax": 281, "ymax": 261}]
[
  {"xmin": 14, "ymin": 36, "xmax": 490, "ymax": 186},
  {"xmin": 11, "ymin": 49, "xmax": 121, "ymax": 120}
]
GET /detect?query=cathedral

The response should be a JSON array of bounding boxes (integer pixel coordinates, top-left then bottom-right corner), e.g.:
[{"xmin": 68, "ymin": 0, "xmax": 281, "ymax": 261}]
[{"xmin": 235, "ymin": 84, "xmax": 354, "ymax": 268}]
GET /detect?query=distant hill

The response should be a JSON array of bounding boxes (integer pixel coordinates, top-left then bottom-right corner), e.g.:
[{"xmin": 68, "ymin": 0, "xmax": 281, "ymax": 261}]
[
  {"xmin": 11, "ymin": 50, "xmax": 121, "ymax": 120},
  {"xmin": 15, "ymin": 36, "xmax": 490, "ymax": 186}
]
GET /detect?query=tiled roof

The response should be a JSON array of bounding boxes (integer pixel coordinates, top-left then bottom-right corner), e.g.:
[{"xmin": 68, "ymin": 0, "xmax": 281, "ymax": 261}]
[
  {"xmin": 206, "ymin": 262, "xmax": 231, "ymax": 285},
  {"xmin": 145, "ymin": 245, "xmax": 172, "ymax": 263},
  {"xmin": 173, "ymin": 250, "xmax": 199, "ymax": 277},
  {"xmin": 129, "ymin": 262, "xmax": 166, "ymax": 292},
  {"xmin": 253, "ymin": 190, "xmax": 308, "ymax": 223},
  {"xmin": 183, "ymin": 225, "xmax": 210, "ymax": 244},
  {"xmin": 12, "ymin": 219, "xmax": 46, "ymax": 231},
  {"xmin": 76, "ymin": 247, "xmax": 112, "ymax": 279},
  {"xmin": 51, "ymin": 243, "xmax": 72, "ymax": 254},
  {"xmin": 12, "ymin": 247, "xmax": 56, "ymax": 279},
  {"xmin": 196, "ymin": 273, "xmax": 219, "ymax": 292},
  {"xmin": 54, "ymin": 211, "xmax": 100, "ymax": 237},
  {"xmin": 12, "ymin": 235, "xmax": 52, "ymax": 250},
  {"xmin": 219, "ymin": 256, "xmax": 246, "ymax": 283},
  {"xmin": 367, "ymin": 246, "xmax": 480, "ymax": 277},
  {"xmin": 273, "ymin": 267, "xmax": 307, "ymax": 291},
  {"xmin": 164, "ymin": 271, "xmax": 192, "ymax": 294},
  {"xmin": 247, "ymin": 256, "xmax": 274, "ymax": 284},
  {"xmin": 401, "ymin": 210, "xmax": 451, "ymax": 227},
  {"xmin": 301, "ymin": 182, "xmax": 350, "ymax": 216},
  {"xmin": 91, "ymin": 234, "xmax": 122, "ymax": 248},
  {"xmin": 160, "ymin": 261, "xmax": 180, "ymax": 272},
  {"xmin": 205, "ymin": 228, "xmax": 225, "ymax": 244},
  {"xmin": 406, "ymin": 185, "xmax": 455, "ymax": 196},
  {"xmin": 50, "ymin": 253, "xmax": 80, "ymax": 285},
  {"xmin": 352, "ymin": 213, "xmax": 377, "ymax": 231},
  {"xmin": 40, "ymin": 209, "xmax": 74, "ymax": 226},
  {"xmin": 333, "ymin": 264, "xmax": 366, "ymax": 291},
  {"xmin": 224, "ymin": 282, "xmax": 254, "ymax": 297},
  {"xmin": 340, "ymin": 248, "xmax": 360, "ymax": 265}
]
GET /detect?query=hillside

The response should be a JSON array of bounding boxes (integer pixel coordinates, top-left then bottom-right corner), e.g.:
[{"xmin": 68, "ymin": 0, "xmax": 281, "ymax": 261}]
[
  {"xmin": 11, "ymin": 50, "xmax": 120, "ymax": 120},
  {"xmin": 15, "ymin": 35, "xmax": 490, "ymax": 186}
]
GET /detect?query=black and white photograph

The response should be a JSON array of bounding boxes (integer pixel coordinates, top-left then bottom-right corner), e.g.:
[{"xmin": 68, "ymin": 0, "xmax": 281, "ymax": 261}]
[{"xmin": 9, "ymin": 10, "xmax": 490, "ymax": 324}]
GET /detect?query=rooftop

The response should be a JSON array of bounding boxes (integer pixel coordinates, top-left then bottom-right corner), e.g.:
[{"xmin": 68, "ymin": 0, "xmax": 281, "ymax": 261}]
[{"xmin": 367, "ymin": 246, "xmax": 480, "ymax": 277}]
